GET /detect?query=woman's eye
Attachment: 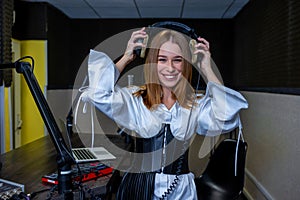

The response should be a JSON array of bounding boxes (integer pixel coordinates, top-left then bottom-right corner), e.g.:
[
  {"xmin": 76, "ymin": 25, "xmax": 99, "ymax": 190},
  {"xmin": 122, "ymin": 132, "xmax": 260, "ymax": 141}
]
[
  {"xmin": 173, "ymin": 58, "xmax": 182, "ymax": 63},
  {"xmin": 158, "ymin": 58, "xmax": 167, "ymax": 63}
]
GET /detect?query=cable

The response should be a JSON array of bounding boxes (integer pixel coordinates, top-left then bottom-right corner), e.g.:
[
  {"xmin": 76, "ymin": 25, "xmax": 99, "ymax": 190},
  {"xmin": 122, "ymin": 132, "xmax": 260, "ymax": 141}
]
[
  {"xmin": 8, "ymin": 192, "xmax": 30, "ymax": 200},
  {"xmin": 29, "ymin": 188, "xmax": 50, "ymax": 199},
  {"xmin": 15, "ymin": 56, "xmax": 35, "ymax": 71},
  {"xmin": 160, "ymin": 64, "xmax": 202, "ymax": 199},
  {"xmin": 45, "ymin": 185, "xmax": 57, "ymax": 200},
  {"xmin": 159, "ymin": 173, "xmax": 180, "ymax": 200},
  {"xmin": 81, "ymin": 185, "xmax": 103, "ymax": 200}
]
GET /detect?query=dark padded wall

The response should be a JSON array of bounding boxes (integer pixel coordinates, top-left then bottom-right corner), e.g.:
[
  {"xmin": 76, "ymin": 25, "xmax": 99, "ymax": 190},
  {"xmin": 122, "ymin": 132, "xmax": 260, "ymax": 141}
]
[
  {"xmin": 12, "ymin": 1, "xmax": 47, "ymax": 40},
  {"xmin": 13, "ymin": 1, "xmax": 235, "ymax": 89},
  {"xmin": 12, "ymin": 0, "xmax": 300, "ymax": 94},
  {"xmin": 47, "ymin": 4, "xmax": 71, "ymax": 89},
  {"xmin": 0, "ymin": 0, "xmax": 14, "ymax": 87},
  {"xmin": 68, "ymin": 19, "xmax": 234, "ymax": 89},
  {"xmin": 233, "ymin": 0, "xmax": 300, "ymax": 93}
]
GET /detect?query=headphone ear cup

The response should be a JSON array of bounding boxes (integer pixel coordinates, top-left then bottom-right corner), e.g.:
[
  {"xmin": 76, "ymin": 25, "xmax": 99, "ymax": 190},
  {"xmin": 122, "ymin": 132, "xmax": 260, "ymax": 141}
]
[
  {"xmin": 134, "ymin": 35, "xmax": 149, "ymax": 58},
  {"xmin": 140, "ymin": 35, "xmax": 148, "ymax": 58},
  {"xmin": 189, "ymin": 39, "xmax": 198, "ymax": 64}
]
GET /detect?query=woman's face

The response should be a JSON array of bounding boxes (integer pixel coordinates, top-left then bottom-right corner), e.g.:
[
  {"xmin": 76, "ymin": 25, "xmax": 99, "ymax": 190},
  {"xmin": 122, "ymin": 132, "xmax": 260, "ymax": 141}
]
[{"xmin": 157, "ymin": 41, "xmax": 183, "ymax": 89}]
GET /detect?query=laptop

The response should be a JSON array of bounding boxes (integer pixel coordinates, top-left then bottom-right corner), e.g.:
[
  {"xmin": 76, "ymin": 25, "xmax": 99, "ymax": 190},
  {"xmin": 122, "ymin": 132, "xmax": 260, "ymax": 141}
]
[
  {"xmin": 58, "ymin": 119, "xmax": 116, "ymax": 163},
  {"xmin": 71, "ymin": 147, "xmax": 116, "ymax": 163}
]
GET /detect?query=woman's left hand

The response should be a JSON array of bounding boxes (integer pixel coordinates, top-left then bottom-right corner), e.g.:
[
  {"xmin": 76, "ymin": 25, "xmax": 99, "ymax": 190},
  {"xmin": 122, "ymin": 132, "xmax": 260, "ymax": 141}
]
[
  {"xmin": 193, "ymin": 37, "xmax": 211, "ymax": 72},
  {"xmin": 193, "ymin": 37, "xmax": 222, "ymax": 84}
]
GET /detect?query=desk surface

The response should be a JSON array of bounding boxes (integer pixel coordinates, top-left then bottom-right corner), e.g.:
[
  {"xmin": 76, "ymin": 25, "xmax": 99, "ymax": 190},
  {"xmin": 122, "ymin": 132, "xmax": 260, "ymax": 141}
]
[
  {"xmin": 0, "ymin": 133, "xmax": 129, "ymax": 199},
  {"xmin": 0, "ymin": 135, "xmax": 59, "ymax": 193}
]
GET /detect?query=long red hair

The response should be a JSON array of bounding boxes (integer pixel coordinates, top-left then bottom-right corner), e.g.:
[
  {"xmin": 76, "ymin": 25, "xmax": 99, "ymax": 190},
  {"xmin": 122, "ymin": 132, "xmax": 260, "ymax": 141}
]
[{"xmin": 134, "ymin": 30, "xmax": 195, "ymax": 109}]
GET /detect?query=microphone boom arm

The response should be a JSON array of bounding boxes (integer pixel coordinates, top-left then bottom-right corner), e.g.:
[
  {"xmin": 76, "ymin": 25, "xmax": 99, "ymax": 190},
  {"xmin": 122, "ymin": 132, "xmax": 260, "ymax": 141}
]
[{"xmin": 1, "ymin": 61, "xmax": 74, "ymax": 199}]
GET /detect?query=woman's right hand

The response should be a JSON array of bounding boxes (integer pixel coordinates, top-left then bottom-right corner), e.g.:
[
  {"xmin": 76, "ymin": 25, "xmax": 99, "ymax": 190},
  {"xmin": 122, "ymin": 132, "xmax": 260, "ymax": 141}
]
[
  {"xmin": 125, "ymin": 27, "xmax": 147, "ymax": 61},
  {"xmin": 116, "ymin": 27, "xmax": 147, "ymax": 72}
]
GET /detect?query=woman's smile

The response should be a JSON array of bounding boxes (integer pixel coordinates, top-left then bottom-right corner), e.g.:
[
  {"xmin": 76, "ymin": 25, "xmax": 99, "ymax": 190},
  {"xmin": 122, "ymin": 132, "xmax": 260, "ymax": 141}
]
[{"xmin": 162, "ymin": 73, "xmax": 179, "ymax": 80}]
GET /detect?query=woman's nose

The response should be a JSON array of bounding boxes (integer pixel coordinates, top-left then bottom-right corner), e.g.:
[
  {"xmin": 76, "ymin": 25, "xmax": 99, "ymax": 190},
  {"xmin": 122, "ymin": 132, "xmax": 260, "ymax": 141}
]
[{"xmin": 166, "ymin": 60, "xmax": 175, "ymax": 71}]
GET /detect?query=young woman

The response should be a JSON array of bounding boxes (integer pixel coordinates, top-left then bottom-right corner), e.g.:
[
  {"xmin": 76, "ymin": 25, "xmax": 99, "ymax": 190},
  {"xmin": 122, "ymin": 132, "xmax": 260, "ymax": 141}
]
[{"xmin": 79, "ymin": 26, "xmax": 248, "ymax": 199}]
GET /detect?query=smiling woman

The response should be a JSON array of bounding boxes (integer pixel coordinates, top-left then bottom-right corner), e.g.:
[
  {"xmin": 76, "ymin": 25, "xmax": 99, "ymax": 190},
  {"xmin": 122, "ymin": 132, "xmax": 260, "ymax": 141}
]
[
  {"xmin": 76, "ymin": 21, "xmax": 248, "ymax": 200},
  {"xmin": 132, "ymin": 29, "xmax": 195, "ymax": 110}
]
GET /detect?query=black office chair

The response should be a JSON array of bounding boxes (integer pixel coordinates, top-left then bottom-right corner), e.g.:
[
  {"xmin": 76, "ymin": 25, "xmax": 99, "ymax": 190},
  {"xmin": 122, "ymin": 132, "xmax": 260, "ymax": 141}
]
[{"xmin": 195, "ymin": 139, "xmax": 248, "ymax": 200}]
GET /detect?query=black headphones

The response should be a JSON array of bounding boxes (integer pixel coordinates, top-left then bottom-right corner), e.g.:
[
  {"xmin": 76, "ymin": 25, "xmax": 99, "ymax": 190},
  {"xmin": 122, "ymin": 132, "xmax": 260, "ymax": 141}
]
[
  {"xmin": 134, "ymin": 21, "xmax": 201, "ymax": 63},
  {"xmin": 151, "ymin": 21, "xmax": 199, "ymax": 40}
]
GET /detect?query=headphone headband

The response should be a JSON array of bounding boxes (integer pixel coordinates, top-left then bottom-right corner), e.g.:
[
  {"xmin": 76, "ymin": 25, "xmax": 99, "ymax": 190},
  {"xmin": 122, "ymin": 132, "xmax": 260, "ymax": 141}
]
[
  {"xmin": 134, "ymin": 21, "xmax": 200, "ymax": 59},
  {"xmin": 150, "ymin": 21, "xmax": 199, "ymax": 40}
]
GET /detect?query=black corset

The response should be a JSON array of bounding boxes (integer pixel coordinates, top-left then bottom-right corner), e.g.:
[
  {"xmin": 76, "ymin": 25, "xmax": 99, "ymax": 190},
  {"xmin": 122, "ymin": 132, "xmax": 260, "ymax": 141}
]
[{"xmin": 135, "ymin": 124, "xmax": 190, "ymax": 175}]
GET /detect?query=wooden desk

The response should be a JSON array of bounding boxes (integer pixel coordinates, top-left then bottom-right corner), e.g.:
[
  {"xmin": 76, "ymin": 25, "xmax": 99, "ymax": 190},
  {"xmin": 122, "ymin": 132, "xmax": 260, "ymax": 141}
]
[
  {"xmin": 0, "ymin": 133, "xmax": 130, "ymax": 199},
  {"xmin": 0, "ymin": 135, "xmax": 58, "ymax": 194}
]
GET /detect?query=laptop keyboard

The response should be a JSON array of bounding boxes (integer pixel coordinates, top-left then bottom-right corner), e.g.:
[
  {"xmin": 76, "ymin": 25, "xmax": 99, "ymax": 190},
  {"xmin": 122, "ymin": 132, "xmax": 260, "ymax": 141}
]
[{"xmin": 72, "ymin": 149, "xmax": 97, "ymax": 160}]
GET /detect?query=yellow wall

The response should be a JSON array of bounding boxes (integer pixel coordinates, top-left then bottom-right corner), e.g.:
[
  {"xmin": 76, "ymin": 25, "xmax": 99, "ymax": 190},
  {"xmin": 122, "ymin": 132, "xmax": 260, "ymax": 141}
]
[
  {"xmin": 20, "ymin": 40, "xmax": 47, "ymax": 145},
  {"xmin": 4, "ymin": 88, "xmax": 11, "ymax": 152}
]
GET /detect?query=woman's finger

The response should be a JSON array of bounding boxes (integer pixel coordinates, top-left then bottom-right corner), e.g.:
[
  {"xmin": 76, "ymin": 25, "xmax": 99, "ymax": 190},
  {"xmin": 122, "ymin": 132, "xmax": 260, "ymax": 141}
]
[{"xmin": 197, "ymin": 37, "xmax": 210, "ymax": 50}]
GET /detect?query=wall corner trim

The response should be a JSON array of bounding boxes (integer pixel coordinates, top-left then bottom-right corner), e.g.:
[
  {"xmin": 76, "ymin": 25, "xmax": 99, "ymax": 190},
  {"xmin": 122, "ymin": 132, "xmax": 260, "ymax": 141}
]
[{"xmin": 245, "ymin": 168, "xmax": 275, "ymax": 200}]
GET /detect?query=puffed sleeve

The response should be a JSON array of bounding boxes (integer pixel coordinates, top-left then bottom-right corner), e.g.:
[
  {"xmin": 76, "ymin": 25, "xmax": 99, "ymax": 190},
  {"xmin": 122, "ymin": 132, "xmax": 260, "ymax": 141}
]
[
  {"xmin": 80, "ymin": 50, "xmax": 120, "ymax": 118},
  {"xmin": 78, "ymin": 50, "xmax": 161, "ymax": 135},
  {"xmin": 196, "ymin": 82, "xmax": 248, "ymax": 136}
]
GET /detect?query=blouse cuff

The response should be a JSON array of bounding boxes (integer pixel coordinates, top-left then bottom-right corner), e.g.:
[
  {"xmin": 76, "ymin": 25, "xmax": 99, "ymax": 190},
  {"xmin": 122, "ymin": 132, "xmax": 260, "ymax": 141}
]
[
  {"xmin": 88, "ymin": 50, "xmax": 120, "ymax": 91},
  {"xmin": 206, "ymin": 81, "xmax": 248, "ymax": 121}
]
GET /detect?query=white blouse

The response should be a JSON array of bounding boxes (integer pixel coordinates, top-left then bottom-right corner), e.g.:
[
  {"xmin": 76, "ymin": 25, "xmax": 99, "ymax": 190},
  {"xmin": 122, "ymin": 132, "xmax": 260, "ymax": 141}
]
[{"xmin": 78, "ymin": 50, "xmax": 248, "ymax": 200}]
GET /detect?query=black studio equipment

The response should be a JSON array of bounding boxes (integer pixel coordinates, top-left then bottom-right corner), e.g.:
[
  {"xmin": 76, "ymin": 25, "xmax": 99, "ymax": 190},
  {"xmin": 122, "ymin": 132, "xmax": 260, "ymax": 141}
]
[
  {"xmin": 0, "ymin": 58, "xmax": 75, "ymax": 200},
  {"xmin": 134, "ymin": 21, "xmax": 200, "ymax": 61},
  {"xmin": 0, "ymin": 178, "xmax": 25, "ymax": 200}
]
